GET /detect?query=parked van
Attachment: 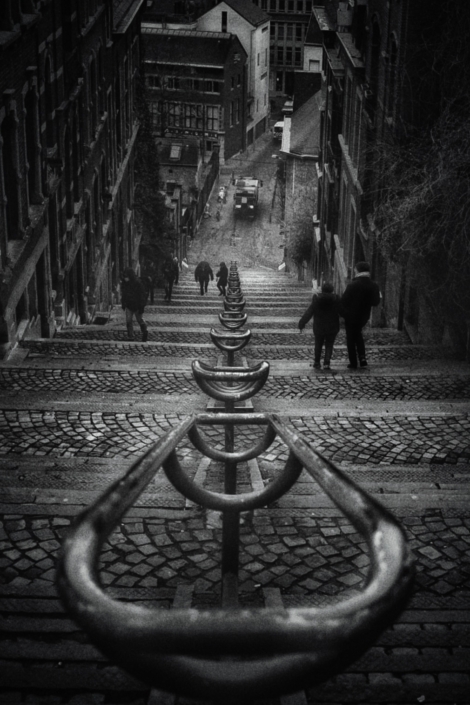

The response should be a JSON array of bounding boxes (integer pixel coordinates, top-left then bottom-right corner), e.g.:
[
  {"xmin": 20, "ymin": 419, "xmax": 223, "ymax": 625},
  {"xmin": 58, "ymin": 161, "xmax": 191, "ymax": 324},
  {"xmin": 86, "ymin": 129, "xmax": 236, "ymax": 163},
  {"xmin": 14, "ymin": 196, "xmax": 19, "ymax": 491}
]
[{"xmin": 273, "ymin": 121, "xmax": 284, "ymax": 141}]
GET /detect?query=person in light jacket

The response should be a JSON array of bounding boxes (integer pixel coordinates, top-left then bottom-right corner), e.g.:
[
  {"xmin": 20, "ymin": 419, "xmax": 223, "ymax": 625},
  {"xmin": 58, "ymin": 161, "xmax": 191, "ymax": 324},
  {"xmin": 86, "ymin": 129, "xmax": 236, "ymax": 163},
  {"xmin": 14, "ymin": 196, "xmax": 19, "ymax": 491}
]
[
  {"xmin": 340, "ymin": 261, "xmax": 381, "ymax": 369},
  {"xmin": 298, "ymin": 282, "xmax": 341, "ymax": 370}
]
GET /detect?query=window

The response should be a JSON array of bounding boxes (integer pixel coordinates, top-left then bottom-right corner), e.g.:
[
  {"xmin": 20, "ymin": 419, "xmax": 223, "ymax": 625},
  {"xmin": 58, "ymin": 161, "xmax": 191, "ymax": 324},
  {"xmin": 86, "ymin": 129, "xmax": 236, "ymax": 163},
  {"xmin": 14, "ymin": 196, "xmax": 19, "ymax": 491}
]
[
  {"xmin": 287, "ymin": 23, "xmax": 293, "ymax": 39},
  {"xmin": 261, "ymin": 0, "xmax": 267, "ymax": 9},
  {"xmin": 204, "ymin": 80, "xmax": 221, "ymax": 94},
  {"xmin": 269, "ymin": 0, "xmax": 276, "ymax": 9},
  {"xmin": 231, "ymin": 76, "xmax": 235, "ymax": 90},
  {"xmin": 169, "ymin": 143, "xmax": 182, "ymax": 160},
  {"xmin": 167, "ymin": 102, "xmax": 181, "ymax": 128},
  {"xmin": 149, "ymin": 100, "xmax": 161, "ymax": 129},
  {"xmin": 305, "ymin": 1, "xmax": 312, "ymax": 12},
  {"xmin": 257, "ymin": 53, "xmax": 260, "ymax": 66},
  {"xmin": 221, "ymin": 10, "xmax": 227, "ymax": 32},
  {"xmin": 296, "ymin": 23, "xmax": 303, "ymax": 40},
  {"xmin": 24, "ymin": 87, "xmax": 41, "ymax": 206},
  {"xmin": 206, "ymin": 105, "xmax": 219, "ymax": 131},
  {"xmin": 167, "ymin": 76, "xmax": 180, "ymax": 90},
  {"xmin": 1, "ymin": 113, "xmax": 21, "ymax": 240},
  {"xmin": 230, "ymin": 101, "xmax": 234, "ymax": 127},
  {"xmin": 265, "ymin": 48, "xmax": 268, "ymax": 66},
  {"xmin": 309, "ymin": 59, "xmax": 320, "ymax": 72},
  {"xmin": 256, "ymin": 99, "xmax": 259, "ymax": 112},
  {"xmin": 286, "ymin": 47, "xmax": 292, "ymax": 64},
  {"xmin": 183, "ymin": 104, "xmax": 203, "ymax": 129},
  {"xmin": 235, "ymin": 99, "xmax": 240, "ymax": 123},
  {"xmin": 147, "ymin": 75, "xmax": 161, "ymax": 89},
  {"xmin": 294, "ymin": 47, "xmax": 301, "ymax": 65},
  {"xmin": 279, "ymin": 0, "xmax": 285, "ymax": 10},
  {"xmin": 237, "ymin": 73, "xmax": 241, "ymax": 86},
  {"xmin": 297, "ymin": 0, "xmax": 303, "ymax": 12},
  {"xmin": 288, "ymin": 1, "xmax": 294, "ymax": 12},
  {"xmin": 278, "ymin": 23, "xmax": 284, "ymax": 39},
  {"xmin": 277, "ymin": 47, "xmax": 284, "ymax": 63},
  {"xmin": 270, "ymin": 23, "xmax": 275, "ymax": 37}
]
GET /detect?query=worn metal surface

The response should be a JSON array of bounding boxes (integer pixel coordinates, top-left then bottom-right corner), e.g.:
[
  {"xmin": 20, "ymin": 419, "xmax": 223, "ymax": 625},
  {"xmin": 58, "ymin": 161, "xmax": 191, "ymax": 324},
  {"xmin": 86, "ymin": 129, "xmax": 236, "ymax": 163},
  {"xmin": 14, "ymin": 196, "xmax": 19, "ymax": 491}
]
[{"xmin": 57, "ymin": 411, "xmax": 414, "ymax": 699}]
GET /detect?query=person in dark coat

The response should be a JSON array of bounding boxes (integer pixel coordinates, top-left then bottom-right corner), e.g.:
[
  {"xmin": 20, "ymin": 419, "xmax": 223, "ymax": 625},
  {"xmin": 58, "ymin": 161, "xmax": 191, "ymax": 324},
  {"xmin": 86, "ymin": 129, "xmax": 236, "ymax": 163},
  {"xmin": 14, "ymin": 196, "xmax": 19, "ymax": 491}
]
[
  {"xmin": 298, "ymin": 282, "xmax": 341, "ymax": 370},
  {"xmin": 162, "ymin": 257, "xmax": 177, "ymax": 302},
  {"xmin": 120, "ymin": 268, "xmax": 148, "ymax": 341},
  {"xmin": 340, "ymin": 261, "xmax": 381, "ymax": 368},
  {"xmin": 216, "ymin": 261, "xmax": 228, "ymax": 296},
  {"xmin": 194, "ymin": 260, "xmax": 214, "ymax": 295}
]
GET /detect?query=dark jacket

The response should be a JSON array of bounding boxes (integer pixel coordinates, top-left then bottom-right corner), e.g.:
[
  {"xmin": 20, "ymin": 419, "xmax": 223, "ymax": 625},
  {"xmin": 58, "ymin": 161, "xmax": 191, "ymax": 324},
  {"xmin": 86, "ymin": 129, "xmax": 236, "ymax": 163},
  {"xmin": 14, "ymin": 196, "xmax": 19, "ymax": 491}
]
[
  {"xmin": 341, "ymin": 274, "xmax": 380, "ymax": 327},
  {"xmin": 163, "ymin": 258, "xmax": 177, "ymax": 283},
  {"xmin": 299, "ymin": 292, "xmax": 341, "ymax": 337},
  {"xmin": 195, "ymin": 261, "xmax": 214, "ymax": 282},
  {"xmin": 216, "ymin": 263, "xmax": 228, "ymax": 285},
  {"xmin": 121, "ymin": 268, "xmax": 148, "ymax": 313}
]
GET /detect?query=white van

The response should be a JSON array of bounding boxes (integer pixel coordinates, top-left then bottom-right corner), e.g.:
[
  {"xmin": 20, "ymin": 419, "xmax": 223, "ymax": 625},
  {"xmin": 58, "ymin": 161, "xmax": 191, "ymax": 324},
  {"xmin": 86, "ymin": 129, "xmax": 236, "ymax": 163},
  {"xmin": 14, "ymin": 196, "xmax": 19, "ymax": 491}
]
[{"xmin": 273, "ymin": 121, "xmax": 284, "ymax": 141}]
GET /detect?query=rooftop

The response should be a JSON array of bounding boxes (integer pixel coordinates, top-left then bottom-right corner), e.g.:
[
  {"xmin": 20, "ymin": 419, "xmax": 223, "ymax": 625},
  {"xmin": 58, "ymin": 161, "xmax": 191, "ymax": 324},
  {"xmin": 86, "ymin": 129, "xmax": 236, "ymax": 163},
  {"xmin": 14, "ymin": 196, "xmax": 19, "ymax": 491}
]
[
  {"xmin": 113, "ymin": 0, "xmax": 145, "ymax": 33},
  {"xmin": 143, "ymin": 30, "xmax": 246, "ymax": 67},
  {"xmin": 217, "ymin": 0, "xmax": 270, "ymax": 27},
  {"xmin": 157, "ymin": 137, "xmax": 200, "ymax": 167},
  {"xmin": 283, "ymin": 91, "xmax": 322, "ymax": 158}
]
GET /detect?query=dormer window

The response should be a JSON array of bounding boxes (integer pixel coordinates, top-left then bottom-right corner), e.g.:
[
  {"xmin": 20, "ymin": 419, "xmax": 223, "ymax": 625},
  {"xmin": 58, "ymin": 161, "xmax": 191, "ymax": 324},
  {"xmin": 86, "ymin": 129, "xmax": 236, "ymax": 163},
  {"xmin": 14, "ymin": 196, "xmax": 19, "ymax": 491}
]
[{"xmin": 169, "ymin": 144, "xmax": 182, "ymax": 161}]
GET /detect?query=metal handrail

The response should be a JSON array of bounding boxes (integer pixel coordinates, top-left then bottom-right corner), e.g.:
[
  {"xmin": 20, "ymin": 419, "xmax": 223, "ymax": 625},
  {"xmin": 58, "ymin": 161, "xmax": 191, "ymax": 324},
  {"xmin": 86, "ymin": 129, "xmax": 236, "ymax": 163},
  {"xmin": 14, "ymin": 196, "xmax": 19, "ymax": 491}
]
[
  {"xmin": 223, "ymin": 299, "xmax": 246, "ymax": 311},
  {"xmin": 209, "ymin": 328, "xmax": 251, "ymax": 353},
  {"xmin": 57, "ymin": 411, "xmax": 414, "ymax": 700},
  {"xmin": 192, "ymin": 360, "xmax": 269, "ymax": 401},
  {"xmin": 219, "ymin": 311, "xmax": 247, "ymax": 329}
]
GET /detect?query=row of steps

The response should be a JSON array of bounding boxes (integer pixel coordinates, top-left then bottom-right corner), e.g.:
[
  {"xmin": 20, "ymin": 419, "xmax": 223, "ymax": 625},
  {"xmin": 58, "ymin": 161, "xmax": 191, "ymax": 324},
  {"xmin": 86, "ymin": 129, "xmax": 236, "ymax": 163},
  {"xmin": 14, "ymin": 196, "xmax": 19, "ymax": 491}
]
[{"xmin": 0, "ymin": 261, "xmax": 469, "ymax": 703}]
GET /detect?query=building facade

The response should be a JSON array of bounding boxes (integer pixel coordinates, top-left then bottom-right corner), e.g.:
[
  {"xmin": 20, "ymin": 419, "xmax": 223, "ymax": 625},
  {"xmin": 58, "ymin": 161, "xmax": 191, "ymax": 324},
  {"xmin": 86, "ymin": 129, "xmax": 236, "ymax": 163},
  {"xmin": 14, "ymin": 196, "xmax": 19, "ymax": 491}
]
[
  {"xmin": 197, "ymin": 0, "xmax": 270, "ymax": 145},
  {"xmin": 142, "ymin": 27, "xmax": 247, "ymax": 161},
  {"xmin": 248, "ymin": 0, "xmax": 312, "ymax": 109},
  {"xmin": 0, "ymin": 0, "xmax": 145, "ymax": 356},
  {"xmin": 314, "ymin": 0, "xmax": 447, "ymax": 335}
]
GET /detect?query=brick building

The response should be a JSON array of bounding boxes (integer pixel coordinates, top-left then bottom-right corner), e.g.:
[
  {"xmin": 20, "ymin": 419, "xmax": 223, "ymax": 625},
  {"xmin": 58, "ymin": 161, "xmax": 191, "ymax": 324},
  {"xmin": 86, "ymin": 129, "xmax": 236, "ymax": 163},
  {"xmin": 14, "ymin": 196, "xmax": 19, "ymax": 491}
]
[
  {"xmin": 0, "ymin": 0, "xmax": 145, "ymax": 357},
  {"xmin": 142, "ymin": 27, "xmax": 247, "ymax": 161},
  {"xmin": 313, "ymin": 0, "xmax": 446, "ymax": 334}
]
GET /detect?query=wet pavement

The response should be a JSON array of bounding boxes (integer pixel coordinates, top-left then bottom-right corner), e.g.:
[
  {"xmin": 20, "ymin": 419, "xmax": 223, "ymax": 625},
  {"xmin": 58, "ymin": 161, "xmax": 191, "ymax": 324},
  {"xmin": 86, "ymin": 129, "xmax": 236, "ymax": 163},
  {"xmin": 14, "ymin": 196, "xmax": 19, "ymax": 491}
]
[{"xmin": 1, "ymin": 135, "xmax": 470, "ymax": 704}]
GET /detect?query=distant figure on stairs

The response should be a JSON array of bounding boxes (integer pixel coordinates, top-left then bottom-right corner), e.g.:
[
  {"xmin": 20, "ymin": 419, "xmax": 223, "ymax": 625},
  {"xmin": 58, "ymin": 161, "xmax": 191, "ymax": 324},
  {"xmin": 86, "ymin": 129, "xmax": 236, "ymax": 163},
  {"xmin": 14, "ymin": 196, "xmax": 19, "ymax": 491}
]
[
  {"xmin": 216, "ymin": 262, "xmax": 228, "ymax": 296},
  {"xmin": 195, "ymin": 260, "xmax": 214, "ymax": 295},
  {"xmin": 120, "ymin": 268, "xmax": 149, "ymax": 342},
  {"xmin": 163, "ymin": 257, "xmax": 178, "ymax": 303}
]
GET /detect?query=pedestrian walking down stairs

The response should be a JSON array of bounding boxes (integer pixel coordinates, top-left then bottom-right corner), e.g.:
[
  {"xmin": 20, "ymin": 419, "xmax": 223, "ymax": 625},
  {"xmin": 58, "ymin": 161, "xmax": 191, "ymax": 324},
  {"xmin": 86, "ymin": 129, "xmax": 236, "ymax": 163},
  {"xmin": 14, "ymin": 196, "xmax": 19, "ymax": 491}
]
[{"xmin": 0, "ymin": 264, "xmax": 469, "ymax": 704}]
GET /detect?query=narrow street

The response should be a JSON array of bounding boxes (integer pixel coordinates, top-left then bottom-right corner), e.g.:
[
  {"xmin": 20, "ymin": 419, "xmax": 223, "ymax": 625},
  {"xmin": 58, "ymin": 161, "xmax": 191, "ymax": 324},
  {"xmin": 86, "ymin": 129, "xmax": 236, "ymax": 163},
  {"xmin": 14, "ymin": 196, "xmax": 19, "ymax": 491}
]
[
  {"xmin": 0, "ymin": 135, "xmax": 470, "ymax": 704},
  {"xmin": 189, "ymin": 131, "xmax": 286, "ymax": 271}
]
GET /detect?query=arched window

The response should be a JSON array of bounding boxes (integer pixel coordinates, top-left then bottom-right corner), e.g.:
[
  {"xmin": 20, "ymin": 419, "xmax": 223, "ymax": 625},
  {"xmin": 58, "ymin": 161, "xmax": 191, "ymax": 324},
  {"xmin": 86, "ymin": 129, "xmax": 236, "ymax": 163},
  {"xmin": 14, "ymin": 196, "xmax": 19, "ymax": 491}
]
[
  {"xmin": 369, "ymin": 19, "xmax": 381, "ymax": 100},
  {"xmin": 63, "ymin": 124, "xmax": 74, "ymax": 218},
  {"xmin": 44, "ymin": 56, "xmax": 56, "ymax": 149},
  {"xmin": 71, "ymin": 109, "xmax": 80, "ymax": 202},
  {"xmin": 115, "ymin": 75, "xmax": 122, "ymax": 157},
  {"xmin": 24, "ymin": 86, "xmax": 42, "ymax": 205},
  {"xmin": 387, "ymin": 38, "xmax": 398, "ymax": 118},
  {"xmin": 1, "ymin": 112, "xmax": 21, "ymax": 240},
  {"xmin": 89, "ymin": 57, "xmax": 97, "ymax": 136}
]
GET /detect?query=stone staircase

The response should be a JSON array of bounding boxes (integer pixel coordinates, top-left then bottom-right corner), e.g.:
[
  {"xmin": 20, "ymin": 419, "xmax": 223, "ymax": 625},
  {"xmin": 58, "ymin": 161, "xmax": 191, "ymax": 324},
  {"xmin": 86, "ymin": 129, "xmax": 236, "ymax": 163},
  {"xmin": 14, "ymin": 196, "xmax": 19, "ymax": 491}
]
[{"xmin": 0, "ymin": 264, "xmax": 469, "ymax": 704}]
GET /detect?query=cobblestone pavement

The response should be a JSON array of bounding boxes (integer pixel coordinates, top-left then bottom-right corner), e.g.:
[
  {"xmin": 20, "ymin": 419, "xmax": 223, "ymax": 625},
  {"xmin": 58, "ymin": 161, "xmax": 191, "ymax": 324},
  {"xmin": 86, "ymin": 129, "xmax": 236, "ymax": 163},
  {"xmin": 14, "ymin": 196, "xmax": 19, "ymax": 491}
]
[
  {"xmin": 2, "ymin": 367, "xmax": 470, "ymax": 400},
  {"xmin": 1, "ymin": 153, "xmax": 470, "ymax": 702}
]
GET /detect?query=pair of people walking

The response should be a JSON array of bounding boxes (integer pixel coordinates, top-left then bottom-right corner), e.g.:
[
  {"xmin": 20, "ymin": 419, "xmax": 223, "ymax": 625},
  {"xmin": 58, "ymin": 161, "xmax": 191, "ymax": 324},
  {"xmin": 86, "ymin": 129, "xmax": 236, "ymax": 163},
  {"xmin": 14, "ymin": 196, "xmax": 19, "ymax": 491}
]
[
  {"xmin": 298, "ymin": 261, "xmax": 380, "ymax": 370},
  {"xmin": 194, "ymin": 261, "xmax": 228, "ymax": 296}
]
